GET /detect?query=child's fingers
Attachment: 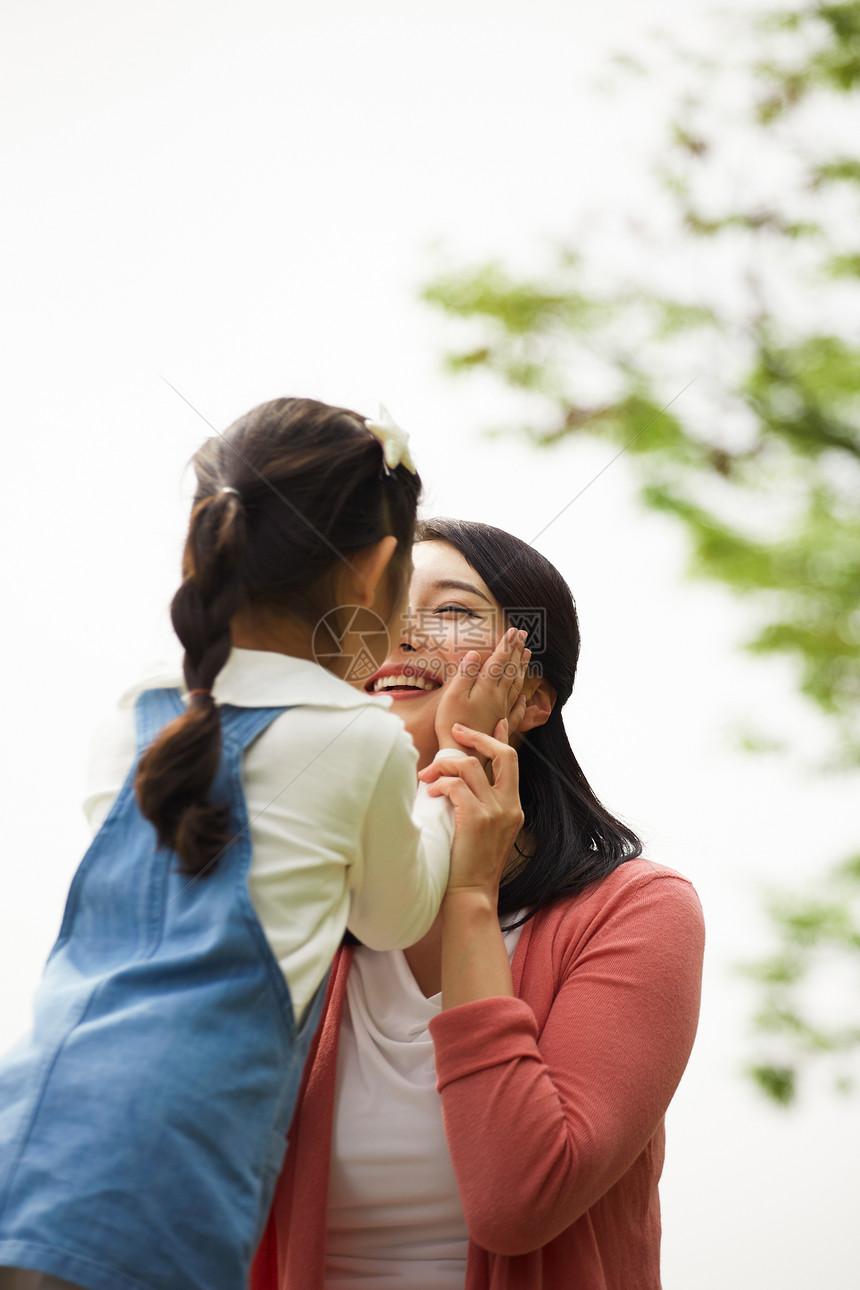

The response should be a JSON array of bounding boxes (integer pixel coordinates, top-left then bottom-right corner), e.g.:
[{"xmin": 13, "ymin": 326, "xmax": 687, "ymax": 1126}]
[
  {"xmin": 507, "ymin": 691, "xmax": 529, "ymax": 733},
  {"xmin": 482, "ymin": 628, "xmax": 524, "ymax": 684},
  {"xmin": 484, "ymin": 636, "xmax": 529, "ymax": 723},
  {"xmin": 461, "ymin": 650, "xmax": 482, "ymax": 677},
  {"xmin": 444, "ymin": 650, "xmax": 483, "ymax": 700},
  {"xmin": 504, "ymin": 645, "xmax": 531, "ymax": 712},
  {"xmin": 457, "ymin": 630, "xmax": 523, "ymax": 729},
  {"xmin": 487, "ymin": 631, "xmax": 532, "ymax": 714}
]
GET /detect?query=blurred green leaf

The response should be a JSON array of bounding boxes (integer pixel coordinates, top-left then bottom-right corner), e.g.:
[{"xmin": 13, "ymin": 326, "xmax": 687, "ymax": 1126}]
[
  {"xmin": 748, "ymin": 1065, "xmax": 797, "ymax": 1105},
  {"xmin": 652, "ymin": 299, "xmax": 720, "ymax": 338},
  {"xmin": 422, "ymin": 264, "xmax": 612, "ymax": 336},
  {"xmin": 810, "ymin": 157, "xmax": 860, "ymax": 186},
  {"xmin": 824, "ymin": 252, "xmax": 860, "ymax": 277}
]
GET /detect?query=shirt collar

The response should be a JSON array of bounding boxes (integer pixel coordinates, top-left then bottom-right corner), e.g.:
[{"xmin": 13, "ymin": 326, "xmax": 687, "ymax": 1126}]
[{"xmin": 118, "ymin": 647, "xmax": 393, "ymax": 713}]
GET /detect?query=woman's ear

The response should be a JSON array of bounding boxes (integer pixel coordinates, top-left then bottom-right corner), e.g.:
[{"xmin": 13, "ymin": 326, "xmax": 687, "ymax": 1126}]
[{"xmin": 517, "ymin": 675, "xmax": 557, "ymax": 733}]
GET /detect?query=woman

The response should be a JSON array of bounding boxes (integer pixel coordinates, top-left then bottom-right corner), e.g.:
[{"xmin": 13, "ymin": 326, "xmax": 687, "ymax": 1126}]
[{"xmin": 251, "ymin": 518, "xmax": 705, "ymax": 1290}]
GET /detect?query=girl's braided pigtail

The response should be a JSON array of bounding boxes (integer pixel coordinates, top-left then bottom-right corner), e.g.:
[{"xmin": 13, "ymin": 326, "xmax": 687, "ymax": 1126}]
[{"xmin": 135, "ymin": 490, "xmax": 248, "ymax": 876}]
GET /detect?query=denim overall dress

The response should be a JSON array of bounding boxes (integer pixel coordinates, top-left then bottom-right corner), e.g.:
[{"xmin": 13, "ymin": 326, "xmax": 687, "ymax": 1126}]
[{"xmin": 0, "ymin": 687, "xmax": 329, "ymax": 1290}]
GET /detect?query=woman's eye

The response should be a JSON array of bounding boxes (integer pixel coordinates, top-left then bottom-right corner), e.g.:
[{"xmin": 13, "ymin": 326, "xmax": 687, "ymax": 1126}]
[{"xmin": 434, "ymin": 604, "xmax": 478, "ymax": 617}]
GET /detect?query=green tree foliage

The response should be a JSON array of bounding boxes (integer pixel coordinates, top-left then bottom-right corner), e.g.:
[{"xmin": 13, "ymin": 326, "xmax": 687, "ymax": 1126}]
[
  {"xmin": 421, "ymin": 2, "xmax": 860, "ymax": 1102},
  {"xmin": 743, "ymin": 854, "xmax": 860, "ymax": 1103}
]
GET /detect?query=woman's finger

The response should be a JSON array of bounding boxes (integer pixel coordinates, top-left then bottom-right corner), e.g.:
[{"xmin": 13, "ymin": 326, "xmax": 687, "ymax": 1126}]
[
  {"xmin": 449, "ymin": 722, "xmax": 512, "ymax": 755},
  {"xmin": 448, "ymin": 723, "xmax": 520, "ymax": 792},
  {"xmin": 425, "ymin": 773, "xmax": 482, "ymax": 804},
  {"xmin": 426, "ymin": 754, "xmax": 494, "ymax": 803},
  {"xmin": 492, "ymin": 716, "xmax": 509, "ymax": 743},
  {"xmin": 419, "ymin": 761, "xmax": 449, "ymax": 782}
]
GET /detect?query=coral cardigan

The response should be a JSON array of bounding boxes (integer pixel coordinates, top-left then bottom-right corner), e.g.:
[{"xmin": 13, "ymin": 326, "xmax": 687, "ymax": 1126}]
[{"xmin": 250, "ymin": 859, "xmax": 705, "ymax": 1290}]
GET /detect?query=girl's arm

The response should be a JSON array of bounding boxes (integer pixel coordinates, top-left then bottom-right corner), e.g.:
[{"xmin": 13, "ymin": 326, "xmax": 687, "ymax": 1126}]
[{"xmin": 347, "ymin": 726, "xmax": 456, "ymax": 950}]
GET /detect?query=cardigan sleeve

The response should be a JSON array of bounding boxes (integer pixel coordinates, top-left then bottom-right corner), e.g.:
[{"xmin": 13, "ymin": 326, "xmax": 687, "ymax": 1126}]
[{"xmin": 427, "ymin": 871, "xmax": 705, "ymax": 1257}]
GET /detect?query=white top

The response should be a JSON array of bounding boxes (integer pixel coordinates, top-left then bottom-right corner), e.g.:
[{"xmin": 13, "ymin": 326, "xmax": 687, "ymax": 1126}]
[
  {"xmin": 83, "ymin": 647, "xmax": 455, "ymax": 1022},
  {"xmin": 325, "ymin": 921, "xmax": 524, "ymax": 1289}
]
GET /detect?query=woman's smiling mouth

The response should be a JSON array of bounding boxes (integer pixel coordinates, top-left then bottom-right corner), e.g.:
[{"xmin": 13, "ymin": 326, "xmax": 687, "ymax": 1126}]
[{"xmin": 365, "ymin": 664, "xmax": 445, "ymax": 698}]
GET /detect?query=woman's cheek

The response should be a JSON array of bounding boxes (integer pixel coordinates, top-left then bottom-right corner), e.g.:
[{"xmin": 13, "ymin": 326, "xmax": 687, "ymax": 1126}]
[{"xmin": 398, "ymin": 691, "xmax": 439, "ymax": 739}]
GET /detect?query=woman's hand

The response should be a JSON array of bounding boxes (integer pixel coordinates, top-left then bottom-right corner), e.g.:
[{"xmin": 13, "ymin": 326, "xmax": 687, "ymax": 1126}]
[
  {"xmin": 418, "ymin": 721, "xmax": 524, "ymax": 902},
  {"xmin": 418, "ymin": 720, "xmax": 524, "ymax": 1009},
  {"xmin": 434, "ymin": 628, "xmax": 530, "ymax": 759}
]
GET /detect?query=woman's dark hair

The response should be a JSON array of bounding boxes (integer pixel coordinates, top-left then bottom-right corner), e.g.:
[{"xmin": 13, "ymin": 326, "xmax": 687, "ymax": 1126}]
[
  {"xmin": 135, "ymin": 397, "xmax": 422, "ymax": 877},
  {"xmin": 417, "ymin": 518, "xmax": 642, "ymax": 926}
]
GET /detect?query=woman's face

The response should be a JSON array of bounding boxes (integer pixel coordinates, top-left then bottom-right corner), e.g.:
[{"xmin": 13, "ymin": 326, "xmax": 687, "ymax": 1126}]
[{"xmin": 364, "ymin": 540, "xmax": 506, "ymax": 769}]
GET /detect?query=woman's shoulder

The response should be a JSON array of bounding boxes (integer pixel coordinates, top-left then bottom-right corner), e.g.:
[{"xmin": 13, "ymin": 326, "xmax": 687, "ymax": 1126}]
[
  {"xmin": 598, "ymin": 855, "xmax": 701, "ymax": 901},
  {"xmin": 519, "ymin": 859, "xmax": 705, "ymax": 995},
  {"xmin": 538, "ymin": 857, "xmax": 704, "ymax": 940}
]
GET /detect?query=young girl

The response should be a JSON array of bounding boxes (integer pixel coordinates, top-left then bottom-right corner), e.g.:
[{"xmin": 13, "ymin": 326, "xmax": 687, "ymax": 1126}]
[{"xmin": 0, "ymin": 399, "xmax": 529, "ymax": 1290}]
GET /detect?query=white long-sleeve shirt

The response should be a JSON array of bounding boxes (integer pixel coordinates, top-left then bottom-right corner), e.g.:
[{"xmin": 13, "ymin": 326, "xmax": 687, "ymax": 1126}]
[
  {"xmin": 325, "ymin": 922, "xmax": 524, "ymax": 1289},
  {"xmin": 83, "ymin": 647, "xmax": 454, "ymax": 1021}
]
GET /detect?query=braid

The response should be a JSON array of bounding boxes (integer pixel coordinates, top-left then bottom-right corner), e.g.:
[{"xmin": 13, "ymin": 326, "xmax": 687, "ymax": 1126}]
[
  {"xmin": 178, "ymin": 491, "xmax": 246, "ymax": 691},
  {"xmin": 134, "ymin": 492, "xmax": 247, "ymax": 876}
]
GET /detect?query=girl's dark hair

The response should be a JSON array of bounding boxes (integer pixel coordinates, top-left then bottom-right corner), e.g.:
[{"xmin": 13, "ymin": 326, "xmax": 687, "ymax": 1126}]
[
  {"xmin": 135, "ymin": 397, "xmax": 422, "ymax": 877},
  {"xmin": 417, "ymin": 518, "xmax": 642, "ymax": 927}
]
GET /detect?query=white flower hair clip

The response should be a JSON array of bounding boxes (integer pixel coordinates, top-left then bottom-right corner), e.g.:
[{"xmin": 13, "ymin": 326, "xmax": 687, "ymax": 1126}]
[{"xmin": 365, "ymin": 404, "xmax": 418, "ymax": 475}]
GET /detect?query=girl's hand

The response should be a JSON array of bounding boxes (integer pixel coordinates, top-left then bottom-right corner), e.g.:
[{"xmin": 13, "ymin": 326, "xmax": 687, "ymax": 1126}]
[
  {"xmin": 418, "ymin": 720, "xmax": 524, "ymax": 901},
  {"xmin": 434, "ymin": 628, "xmax": 530, "ymax": 759}
]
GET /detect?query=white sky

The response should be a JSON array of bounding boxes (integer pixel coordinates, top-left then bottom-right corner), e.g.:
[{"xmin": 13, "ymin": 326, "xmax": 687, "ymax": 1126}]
[{"xmin": 2, "ymin": 3, "xmax": 858, "ymax": 1287}]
